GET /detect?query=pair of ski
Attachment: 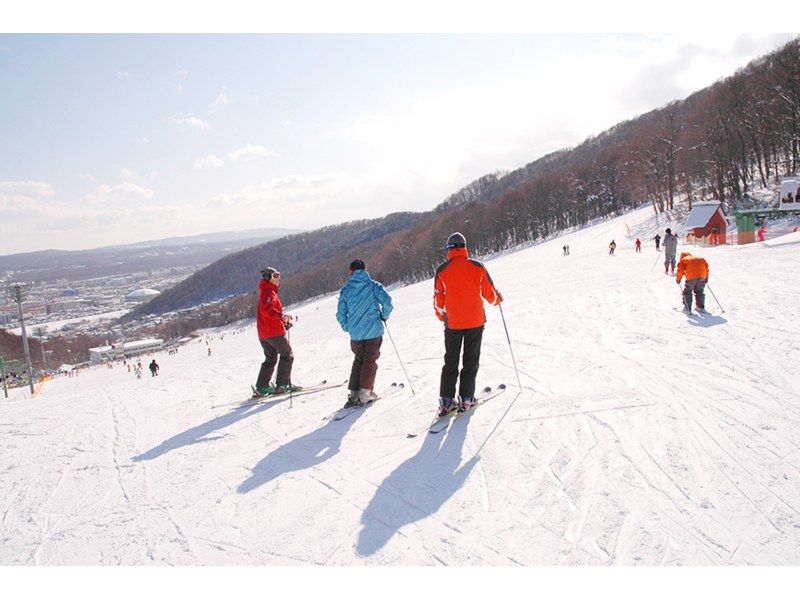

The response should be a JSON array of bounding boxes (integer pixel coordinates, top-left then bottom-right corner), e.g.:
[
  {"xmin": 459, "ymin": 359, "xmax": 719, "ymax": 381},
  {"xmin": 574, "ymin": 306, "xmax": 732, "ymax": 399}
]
[
  {"xmin": 247, "ymin": 379, "xmax": 346, "ymax": 401},
  {"xmin": 406, "ymin": 383, "xmax": 507, "ymax": 438},
  {"xmin": 325, "ymin": 382, "xmax": 406, "ymax": 421}
]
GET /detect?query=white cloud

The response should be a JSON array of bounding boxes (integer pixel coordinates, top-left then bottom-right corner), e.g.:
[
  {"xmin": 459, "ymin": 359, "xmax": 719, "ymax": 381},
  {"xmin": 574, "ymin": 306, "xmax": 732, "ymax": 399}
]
[
  {"xmin": 168, "ymin": 113, "xmax": 210, "ymax": 130},
  {"xmin": 120, "ymin": 168, "xmax": 135, "ymax": 179},
  {"xmin": 175, "ymin": 69, "xmax": 189, "ymax": 78},
  {"xmin": 205, "ymin": 175, "xmax": 344, "ymax": 213},
  {"xmin": 209, "ymin": 87, "xmax": 234, "ymax": 113},
  {"xmin": 0, "ymin": 46, "xmax": 10, "ymax": 54},
  {"xmin": 115, "ymin": 71, "xmax": 132, "ymax": 79},
  {"xmin": 137, "ymin": 137, "xmax": 149, "ymax": 144},
  {"xmin": 147, "ymin": 171, "xmax": 160, "ymax": 179},
  {"xmin": 84, "ymin": 182, "xmax": 155, "ymax": 204},
  {"xmin": 228, "ymin": 144, "xmax": 278, "ymax": 162},
  {"xmin": 0, "ymin": 180, "xmax": 55, "ymax": 197},
  {"xmin": 194, "ymin": 155, "xmax": 225, "ymax": 170}
]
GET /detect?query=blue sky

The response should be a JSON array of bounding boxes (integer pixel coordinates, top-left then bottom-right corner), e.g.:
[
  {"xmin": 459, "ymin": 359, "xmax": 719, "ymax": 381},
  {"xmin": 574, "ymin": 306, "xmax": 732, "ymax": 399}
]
[{"xmin": 0, "ymin": 33, "xmax": 795, "ymax": 254}]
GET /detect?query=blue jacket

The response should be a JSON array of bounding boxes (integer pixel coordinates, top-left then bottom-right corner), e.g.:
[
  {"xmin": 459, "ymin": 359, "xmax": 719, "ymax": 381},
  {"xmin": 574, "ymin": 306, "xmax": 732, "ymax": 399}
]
[{"xmin": 336, "ymin": 270, "xmax": 393, "ymax": 341}]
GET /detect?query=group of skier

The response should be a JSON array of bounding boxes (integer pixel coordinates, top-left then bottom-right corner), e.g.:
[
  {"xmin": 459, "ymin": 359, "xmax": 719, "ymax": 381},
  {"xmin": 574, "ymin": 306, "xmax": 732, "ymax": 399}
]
[
  {"xmin": 252, "ymin": 232, "xmax": 503, "ymax": 417},
  {"xmin": 252, "ymin": 224, "xmax": 710, "ymax": 416}
]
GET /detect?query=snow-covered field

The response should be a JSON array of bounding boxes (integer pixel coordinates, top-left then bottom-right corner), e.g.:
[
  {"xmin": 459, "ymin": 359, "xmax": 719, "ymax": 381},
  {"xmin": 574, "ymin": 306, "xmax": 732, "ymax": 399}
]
[{"xmin": 2, "ymin": 205, "xmax": 799, "ymax": 565}]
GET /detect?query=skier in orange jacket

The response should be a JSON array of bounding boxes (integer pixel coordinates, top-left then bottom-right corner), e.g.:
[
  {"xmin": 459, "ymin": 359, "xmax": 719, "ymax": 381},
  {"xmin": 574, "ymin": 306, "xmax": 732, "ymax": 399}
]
[
  {"xmin": 676, "ymin": 252, "xmax": 709, "ymax": 314},
  {"xmin": 433, "ymin": 232, "xmax": 502, "ymax": 416}
]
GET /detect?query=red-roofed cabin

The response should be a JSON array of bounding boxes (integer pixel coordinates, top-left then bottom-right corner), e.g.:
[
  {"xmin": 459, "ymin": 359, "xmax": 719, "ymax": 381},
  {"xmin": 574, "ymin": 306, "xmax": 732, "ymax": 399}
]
[{"xmin": 683, "ymin": 202, "xmax": 727, "ymax": 246}]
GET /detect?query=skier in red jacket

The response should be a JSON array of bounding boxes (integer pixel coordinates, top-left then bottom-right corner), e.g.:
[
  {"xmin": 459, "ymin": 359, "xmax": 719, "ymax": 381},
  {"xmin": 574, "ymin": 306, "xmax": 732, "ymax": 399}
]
[{"xmin": 253, "ymin": 267, "xmax": 301, "ymax": 397}]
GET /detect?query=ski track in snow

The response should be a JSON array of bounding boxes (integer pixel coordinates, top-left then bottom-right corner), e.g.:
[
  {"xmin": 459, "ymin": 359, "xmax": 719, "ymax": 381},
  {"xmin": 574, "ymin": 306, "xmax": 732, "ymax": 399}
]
[{"xmin": 2, "ymin": 206, "xmax": 800, "ymax": 564}]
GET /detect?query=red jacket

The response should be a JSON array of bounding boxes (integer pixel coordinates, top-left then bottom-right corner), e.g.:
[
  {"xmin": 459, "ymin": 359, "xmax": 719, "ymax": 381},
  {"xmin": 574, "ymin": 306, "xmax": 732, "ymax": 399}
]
[
  {"xmin": 433, "ymin": 247, "xmax": 501, "ymax": 330},
  {"xmin": 257, "ymin": 279, "xmax": 286, "ymax": 339}
]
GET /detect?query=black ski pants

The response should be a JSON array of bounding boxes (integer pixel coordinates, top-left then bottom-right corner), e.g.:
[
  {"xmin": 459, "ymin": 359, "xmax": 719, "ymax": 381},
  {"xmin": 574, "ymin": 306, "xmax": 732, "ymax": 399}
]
[
  {"xmin": 348, "ymin": 336, "xmax": 383, "ymax": 392},
  {"xmin": 255, "ymin": 335, "xmax": 294, "ymax": 389},
  {"xmin": 440, "ymin": 325, "xmax": 484, "ymax": 400}
]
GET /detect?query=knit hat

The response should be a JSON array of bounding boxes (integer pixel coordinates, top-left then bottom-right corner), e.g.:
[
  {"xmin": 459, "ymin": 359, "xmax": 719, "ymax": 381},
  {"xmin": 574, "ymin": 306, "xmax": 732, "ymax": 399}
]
[
  {"xmin": 666, "ymin": 228, "xmax": 672, "ymax": 234},
  {"xmin": 349, "ymin": 259, "xmax": 365, "ymax": 272},
  {"xmin": 445, "ymin": 232, "xmax": 466, "ymax": 249},
  {"xmin": 261, "ymin": 267, "xmax": 278, "ymax": 281}
]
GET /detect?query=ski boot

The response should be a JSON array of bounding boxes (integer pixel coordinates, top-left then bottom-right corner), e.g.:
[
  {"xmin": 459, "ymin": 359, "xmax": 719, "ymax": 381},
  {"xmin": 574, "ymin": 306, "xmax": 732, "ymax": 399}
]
[
  {"xmin": 358, "ymin": 389, "xmax": 379, "ymax": 404},
  {"xmin": 252, "ymin": 385, "xmax": 276, "ymax": 398},
  {"xmin": 458, "ymin": 396, "xmax": 477, "ymax": 412},
  {"xmin": 343, "ymin": 390, "xmax": 360, "ymax": 408},
  {"xmin": 438, "ymin": 397, "xmax": 458, "ymax": 417},
  {"xmin": 274, "ymin": 383, "xmax": 303, "ymax": 395}
]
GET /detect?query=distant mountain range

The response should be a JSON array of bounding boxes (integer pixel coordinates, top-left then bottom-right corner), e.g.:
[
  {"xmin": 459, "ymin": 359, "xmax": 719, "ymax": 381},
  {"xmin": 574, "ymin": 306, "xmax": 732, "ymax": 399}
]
[{"xmin": 0, "ymin": 227, "xmax": 301, "ymax": 283}]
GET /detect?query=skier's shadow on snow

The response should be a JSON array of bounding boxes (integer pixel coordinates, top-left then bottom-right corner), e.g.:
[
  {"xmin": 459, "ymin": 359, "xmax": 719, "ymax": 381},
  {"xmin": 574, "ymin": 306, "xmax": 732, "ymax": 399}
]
[
  {"xmin": 686, "ymin": 313, "xmax": 727, "ymax": 328},
  {"xmin": 133, "ymin": 399, "xmax": 287, "ymax": 462},
  {"xmin": 237, "ymin": 409, "xmax": 367, "ymax": 494},
  {"xmin": 357, "ymin": 413, "xmax": 477, "ymax": 557}
]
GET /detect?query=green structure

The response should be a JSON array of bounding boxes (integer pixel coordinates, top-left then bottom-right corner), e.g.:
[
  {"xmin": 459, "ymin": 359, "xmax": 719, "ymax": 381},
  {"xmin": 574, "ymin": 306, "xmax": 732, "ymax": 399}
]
[{"xmin": 734, "ymin": 208, "xmax": 800, "ymax": 244}]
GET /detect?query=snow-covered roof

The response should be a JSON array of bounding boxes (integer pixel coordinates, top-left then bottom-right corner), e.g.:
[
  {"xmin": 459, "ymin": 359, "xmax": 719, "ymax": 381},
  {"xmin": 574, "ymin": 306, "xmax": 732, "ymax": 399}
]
[
  {"xmin": 125, "ymin": 288, "xmax": 160, "ymax": 301},
  {"xmin": 123, "ymin": 338, "xmax": 162, "ymax": 349},
  {"xmin": 684, "ymin": 202, "xmax": 723, "ymax": 229}
]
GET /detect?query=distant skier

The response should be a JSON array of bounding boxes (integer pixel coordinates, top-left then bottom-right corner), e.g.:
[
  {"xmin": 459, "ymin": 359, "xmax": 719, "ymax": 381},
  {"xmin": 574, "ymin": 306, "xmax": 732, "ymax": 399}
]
[
  {"xmin": 562, "ymin": 245, "xmax": 567, "ymax": 256},
  {"xmin": 663, "ymin": 228, "xmax": 678, "ymax": 275},
  {"xmin": 253, "ymin": 267, "xmax": 301, "ymax": 397},
  {"xmin": 566, "ymin": 244, "xmax": 570, "ymax": 255},
  {"xmin": 654, "ymin": 234, "xmax": 661, "ymax": 250},
  {"xmin": 149, "ymin": 359, "xmax": 159, "ymax": 377},
  {"xmin": 608, "ymin": 240, "xmax": 616, "ymax": 255},
  {"xmin": 757, "ymin": 223, "xmax": 766, "ymax": 242},
  {"xmin": 676, "ymin": 252, "xmax": 709, "ymax": 314},
  {"xmin": 336, "ymin": 259, "xmax": 394, "ymax": 407},
  {"xmin": 434, "ymin": 232, "xmax": 503, "ymax": 416},
  {"xmin": 635, "ymin": 238, "xmax": 641, "ymax": 252}
]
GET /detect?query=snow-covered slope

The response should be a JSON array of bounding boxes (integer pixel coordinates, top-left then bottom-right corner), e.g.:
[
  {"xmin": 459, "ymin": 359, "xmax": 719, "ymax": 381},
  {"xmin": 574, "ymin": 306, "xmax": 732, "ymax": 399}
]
[{"xmin": 2, "ymin": 206, "xmax": 799, "ymax": 565}]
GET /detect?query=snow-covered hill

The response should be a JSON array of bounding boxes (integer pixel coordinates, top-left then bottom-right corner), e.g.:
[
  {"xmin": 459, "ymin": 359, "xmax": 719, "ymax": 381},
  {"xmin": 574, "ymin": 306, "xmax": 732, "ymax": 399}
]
[{"xmin": 2, "ymin": 206, "xmax": 799, "ymax": 565}]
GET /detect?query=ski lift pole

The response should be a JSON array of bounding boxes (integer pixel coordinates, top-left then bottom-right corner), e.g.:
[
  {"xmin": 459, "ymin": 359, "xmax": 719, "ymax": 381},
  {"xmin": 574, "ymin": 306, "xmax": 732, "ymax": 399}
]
[
  {"xmin": 1, "ymin": 357, "xmax": 8, "ymax": 398},
  {"xmin": 383, "ymin": 321, "xmax": 415, "ymax": 395},
  {"xmin": 706, "ymin": 283, "xmax": 725, "ymax": 313},
  {"xmin": 498, "ymin": 304, "xmax": 523, "ymax": 392}
]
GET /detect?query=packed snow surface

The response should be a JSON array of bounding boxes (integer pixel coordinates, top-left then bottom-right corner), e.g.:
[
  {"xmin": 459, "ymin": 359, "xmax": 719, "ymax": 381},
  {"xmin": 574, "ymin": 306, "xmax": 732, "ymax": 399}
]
[{"xmin": 2, "ymin": 206, "xmax": 799, "ymax": 565}]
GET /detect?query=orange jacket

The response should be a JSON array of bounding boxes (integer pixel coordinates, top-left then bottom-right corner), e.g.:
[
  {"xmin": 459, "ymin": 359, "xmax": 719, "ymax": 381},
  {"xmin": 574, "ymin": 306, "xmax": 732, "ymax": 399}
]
[
  {"xmin": 433, "ymin": 247, "xmax": 501, "ymax": 330},
  {"xmin": 676, "ymin": 252, "xmax": 709, "ymax": 282}
]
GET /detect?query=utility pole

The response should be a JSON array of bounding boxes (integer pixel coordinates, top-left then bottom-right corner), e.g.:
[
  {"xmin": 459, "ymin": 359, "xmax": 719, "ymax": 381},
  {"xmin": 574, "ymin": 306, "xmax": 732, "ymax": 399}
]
[
  {"xmin": 34, "ymin": 326, "xmax": 49, "ymax": 371},
  {"xmin": 9, "ymin": 283, "xmax": 35, "ymax": 395}
]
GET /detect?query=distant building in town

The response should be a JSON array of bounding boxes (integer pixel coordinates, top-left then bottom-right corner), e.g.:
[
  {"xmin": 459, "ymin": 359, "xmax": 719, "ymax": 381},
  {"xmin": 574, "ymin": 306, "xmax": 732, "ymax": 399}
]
[{"xmin": 125, "ymin": 288, "xmax": 161, "ymax": 303}]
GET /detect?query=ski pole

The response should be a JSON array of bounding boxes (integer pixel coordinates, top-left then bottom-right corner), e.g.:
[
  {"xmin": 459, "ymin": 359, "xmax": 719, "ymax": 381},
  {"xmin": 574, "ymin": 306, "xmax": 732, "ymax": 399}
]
[
  {"xmin": 498, "ymin": 304, "xmax": 523, "ymax": 392},
  {"xmin": 383, "ymin": 321, "xmax": 415, "ymax": 395},
  {"xmin": 650, "ymin": 248, "xmax": 662, "ymax": 272},
  {"xmin": 706, "ymin": 283, "xmax": 725, "ymax": 313}
]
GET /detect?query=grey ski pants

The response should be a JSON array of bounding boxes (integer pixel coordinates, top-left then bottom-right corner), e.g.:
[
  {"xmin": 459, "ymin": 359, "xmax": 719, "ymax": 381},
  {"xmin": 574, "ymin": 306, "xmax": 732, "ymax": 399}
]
[{"xmin": 682, "ymin": 278, "xmax": 707, "ymax": 310}]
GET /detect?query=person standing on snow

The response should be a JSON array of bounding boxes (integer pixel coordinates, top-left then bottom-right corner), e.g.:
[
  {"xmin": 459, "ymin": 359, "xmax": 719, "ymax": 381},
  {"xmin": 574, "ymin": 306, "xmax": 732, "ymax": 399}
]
[
  {"xmin": 336, "ymin": 259, "xmax": 394, "ymax": 407},
  {"xmin": 433, "ymin": 232, "xmax": 503, "ymax": 416},
  {"xmin": 654, "ymin": 234, "xmax": 661, "ymax": 250},
  {"xmin": 149, "ymin": 359, "xmax": 159, "ymax": 377},
  {"xmin": 253, "ymin": 267, "xmax": 301, "ymax": 397},
  {"xmin": 608, "ymin": 240, "xmax": 616, "ymax": 255},
  {"xmin": 676, "ymin": 252, "xmax": 709, "ymax": 314},
  {"xmin": 663, "ymin": 228, "xmax": 679, "ymax": 275},
  {"xmin": 635, "ymin": 238, "xmax": 642, "ymax": 252}
]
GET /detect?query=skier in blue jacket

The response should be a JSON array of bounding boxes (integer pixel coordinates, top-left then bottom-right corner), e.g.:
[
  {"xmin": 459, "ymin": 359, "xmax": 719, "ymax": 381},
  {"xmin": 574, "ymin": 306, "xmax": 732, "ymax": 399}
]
[{"xmin": 336, "ymin": 259, "xmax": 393, "ymax": 407}]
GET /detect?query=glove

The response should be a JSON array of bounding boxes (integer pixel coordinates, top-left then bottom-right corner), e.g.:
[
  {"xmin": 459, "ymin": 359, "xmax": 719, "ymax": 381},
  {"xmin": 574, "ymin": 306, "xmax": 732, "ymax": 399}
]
[
  {"xmin": 675, "ymin": 279, "xmax": 680, "ymax": 285},
  {"xmin": 281, "ymin": 314, "xmax": 294, "ymax": 329},
  {"xmin": 704, "ymin": 278, "xmax": 708, "ymax": 283},
  {"xmin": 495, "ymin": 291, "xmax": 504, "ymax": 305}
]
